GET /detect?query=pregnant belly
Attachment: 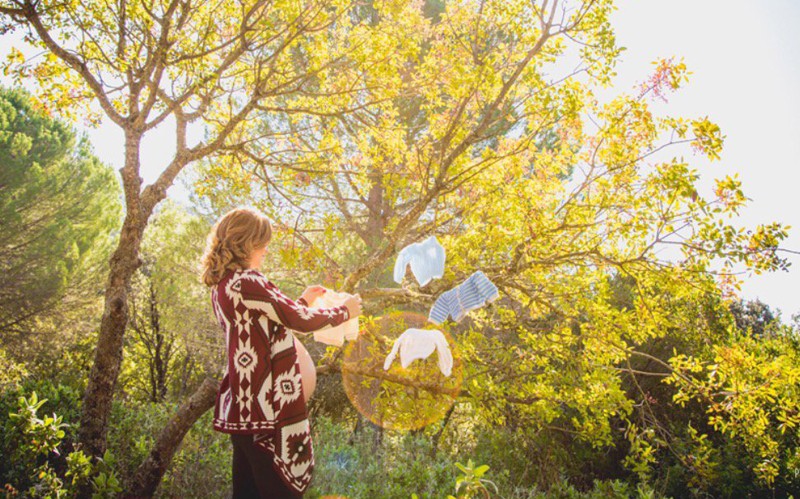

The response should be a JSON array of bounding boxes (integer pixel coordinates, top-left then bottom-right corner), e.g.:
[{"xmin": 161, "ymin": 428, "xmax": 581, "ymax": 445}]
[{"xmin": 294, "ymin": 336, "xmax": 316, "ymax": 403}]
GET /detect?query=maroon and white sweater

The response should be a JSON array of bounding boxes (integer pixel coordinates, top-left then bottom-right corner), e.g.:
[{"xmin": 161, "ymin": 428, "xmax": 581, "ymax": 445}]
[{"xmin": 210, "ymin": 268, "xmax": 350, "ymax": 495}]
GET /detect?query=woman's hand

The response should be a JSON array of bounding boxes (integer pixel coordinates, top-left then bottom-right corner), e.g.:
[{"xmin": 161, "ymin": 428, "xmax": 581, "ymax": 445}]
[
  {"xmin": 343, "ymin": 294, "xmax": 362, "ymax": 318},
  {"xmin": 300, "ymin": 285, "xmax": 326, "ymax": 305}
]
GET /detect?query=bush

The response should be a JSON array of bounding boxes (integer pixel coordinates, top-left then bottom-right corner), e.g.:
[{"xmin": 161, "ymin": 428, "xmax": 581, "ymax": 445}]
[
  {"xmin": 306, "ymin": 415, "xmax": 457, "ymax": 498},
  {"xmin": 155, "ymin": 410, "xmax": 231, "ymax": 499},
  {"xmin": 1, "ymin": 389, "xmax": 121, "ymax": 498},
  {"xmin": 0, "ymin": 378, "xmax": 82, "ymax": 490}
]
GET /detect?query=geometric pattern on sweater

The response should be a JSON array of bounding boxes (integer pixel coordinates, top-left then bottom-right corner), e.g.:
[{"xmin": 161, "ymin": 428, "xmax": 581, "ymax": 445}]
[
  {"xmin": 211, "ymin": 268, "xmax": 350, "ymax": 495},
  {"xmin": 253, "ymin": 417, "xmax": 314, "ymax": 494}
]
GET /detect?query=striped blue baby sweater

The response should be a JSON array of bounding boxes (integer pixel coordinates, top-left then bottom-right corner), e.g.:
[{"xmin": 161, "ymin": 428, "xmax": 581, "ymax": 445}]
[{"xmin": 428, "ymin": 271, "xmax": 499, "ymax": 325}]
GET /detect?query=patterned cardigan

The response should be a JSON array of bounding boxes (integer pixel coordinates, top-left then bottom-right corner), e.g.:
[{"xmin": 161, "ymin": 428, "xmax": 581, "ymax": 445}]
[{"xmin": 210, "ymin": 268, "xmax": 350, "ymax": 495}]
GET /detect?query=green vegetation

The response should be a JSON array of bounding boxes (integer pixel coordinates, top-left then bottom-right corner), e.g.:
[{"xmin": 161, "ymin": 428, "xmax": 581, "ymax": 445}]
[{"xmin": 1, "ymin": 0, "xmax": 798, "ymax": 497}]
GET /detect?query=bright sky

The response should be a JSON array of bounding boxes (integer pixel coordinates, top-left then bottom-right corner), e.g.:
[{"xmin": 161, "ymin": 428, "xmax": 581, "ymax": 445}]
[
  {"xmin": 2, "ymin": 0, "xmax": 798, "ymax": 318},
  {"xmin": 605, "ymin": 0, "xmax": 800, "ymax": 319}
]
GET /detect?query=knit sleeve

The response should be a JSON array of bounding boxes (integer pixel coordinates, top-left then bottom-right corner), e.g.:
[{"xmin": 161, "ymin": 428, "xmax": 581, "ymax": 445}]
[
  {"xmin": 428, "ymin": 289, "xmax": 453, "ymax": 325},
  {"xmin": 393, "ymin": 246, "xmax": 411, "ymax": 283},
  {"xmin": 237, "ymin": 271, "xmax": 350, "ymax": 333}
]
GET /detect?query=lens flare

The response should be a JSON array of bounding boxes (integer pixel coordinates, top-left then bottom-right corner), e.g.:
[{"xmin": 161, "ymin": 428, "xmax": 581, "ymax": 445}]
[{"xmin": 341, "ymin": 311, "xmax": 463, "ymax": 431}]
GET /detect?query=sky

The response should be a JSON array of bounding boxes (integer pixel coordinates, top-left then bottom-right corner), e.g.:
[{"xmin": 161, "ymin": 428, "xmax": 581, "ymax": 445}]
[
  {"xmin": 605, "ymin": 0, "xmax": 800, "ymax": 319},
  {"xmin": 2, "ymin": 0, "xmax": 799, "ymax": 318}
]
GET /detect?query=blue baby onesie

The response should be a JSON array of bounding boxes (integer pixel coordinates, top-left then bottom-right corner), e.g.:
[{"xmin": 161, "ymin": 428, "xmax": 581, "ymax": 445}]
[
  {"xmin": 428, "ymin": 271, "xmax": 499, "ymax": 325},
  {"xmin": 393, "ymin": 236, "xmax": 446, "ymax": 287}
]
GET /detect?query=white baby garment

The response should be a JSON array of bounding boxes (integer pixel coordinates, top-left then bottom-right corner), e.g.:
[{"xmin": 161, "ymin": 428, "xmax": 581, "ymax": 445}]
[
  {"xmin": 309, "ymin": 289, "xmax": 359, "ymax": 346},
  {"xmin": 383, "ymin": 328, "xmax": 453, "ymax": 377},
  {"xmin": 393, "ymin": 236, "xmax": 446, "ymax": 287}
]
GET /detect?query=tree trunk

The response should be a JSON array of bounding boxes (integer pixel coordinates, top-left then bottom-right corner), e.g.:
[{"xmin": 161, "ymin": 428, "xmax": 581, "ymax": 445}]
[
  {"xmin": 126, "ymin": 377, "xmax": 218, "ymax": 498},
  {"xmin": 78, "ymin": 217, "xmax": 145, "ymax": 458},
  {"xmin": 78, "ymin": 130, "xmax": 145, "ymax": 459}
]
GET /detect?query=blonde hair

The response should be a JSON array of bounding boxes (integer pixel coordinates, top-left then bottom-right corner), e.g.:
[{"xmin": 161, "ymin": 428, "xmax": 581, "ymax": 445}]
[{"xmin": 201, "ymin": 207, "xmax": 272, "ymax": 287}]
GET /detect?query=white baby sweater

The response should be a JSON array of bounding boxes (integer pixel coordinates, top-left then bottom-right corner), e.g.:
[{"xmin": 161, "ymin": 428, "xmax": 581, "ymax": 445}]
[{"xmin": 383, "ymin": 328, "xmax": 453, "ymax": 377}]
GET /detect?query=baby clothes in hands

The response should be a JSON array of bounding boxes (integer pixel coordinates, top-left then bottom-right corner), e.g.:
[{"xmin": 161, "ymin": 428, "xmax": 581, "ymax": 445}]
[
  {"xmin": 428, "ymin": 270, "xmax": 499, "ymax": 325},
  {"xmin": 383, "ymin": 328, "xmax": 453, "ymax": 377},
  {"xmin": 309, "ymin": 289, "xmax": 359, "ymax": 346},
  {"xmin": 393, "ymin": 236, "xmax": 446, "ymax": 287}
]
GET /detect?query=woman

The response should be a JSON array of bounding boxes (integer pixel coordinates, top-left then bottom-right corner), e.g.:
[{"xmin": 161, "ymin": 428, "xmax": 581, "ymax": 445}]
[{"xmin": 201, "ymin": 207, "xmax": 361, "ymax": 498}]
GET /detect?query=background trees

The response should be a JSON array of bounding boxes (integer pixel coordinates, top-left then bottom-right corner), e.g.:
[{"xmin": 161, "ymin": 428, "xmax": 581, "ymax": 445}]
[
  {"xmin": 0, "ymin": 85, "xmax": 121, "ymax": 382},
  {"xmin": 0, "ymin": 0, "xmax": 374, "ymax": 462},
  {"xmin": 120, "ymin": 201, "xmax": 219, "ymax": 404},
  {"xmin": 194, "ymin": 0, "xmax": 794, "ymax": 491},
  {"xmin": 1, "ymin": 0, "xmax": 798, "ymax": 497}
]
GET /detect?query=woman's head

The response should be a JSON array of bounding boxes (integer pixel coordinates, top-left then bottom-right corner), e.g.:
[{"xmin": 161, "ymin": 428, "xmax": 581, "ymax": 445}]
[{"xmin": 201, "ymin": 207, "xmax": 272, "ymax": 287}]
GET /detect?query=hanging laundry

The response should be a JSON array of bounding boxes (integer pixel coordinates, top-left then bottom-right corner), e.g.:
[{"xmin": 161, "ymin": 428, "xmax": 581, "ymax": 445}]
[
  {"xmin": 308, "ymin": 288, "xmax": 360, "ymax": 346},
  {"xmin": 383, "ymin": 328, "xmax": 453, "ymax": 377},
  {"xmin": 393, "ymin": 235, "xmax": 446, "ymax": 287},
  {"xmin": 428, "ymin": 270, "xmax": 499, "ymax": 325}
]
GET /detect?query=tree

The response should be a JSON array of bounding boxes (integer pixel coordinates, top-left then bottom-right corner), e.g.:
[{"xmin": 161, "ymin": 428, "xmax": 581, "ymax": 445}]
[
  {"xmin": 0, "ymin": 0, "xmax": 371, "ymax": 468},
  {"xmin": 3, "ymin": 0, "xmax": 795, "ymax": 494},
  {"xmin": 727, "ymin": 297, "xmax": 776, "ymax": 338},
  {"xmin": 127, "ymin": 270, "xmax": 176, "ymax": 403},
  {"xmin": 0, "ymin": 84, "xmax": 121, "ymax": 345},
  {"xmin": 194, "ymin": 0, "xmax": 795, "ymax": 489}
]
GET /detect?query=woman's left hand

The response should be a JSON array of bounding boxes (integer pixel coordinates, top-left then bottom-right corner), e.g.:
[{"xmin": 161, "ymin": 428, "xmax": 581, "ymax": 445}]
[{"xmin": 300, "ymin": 285, "xmax": 326, "ymax": 304}]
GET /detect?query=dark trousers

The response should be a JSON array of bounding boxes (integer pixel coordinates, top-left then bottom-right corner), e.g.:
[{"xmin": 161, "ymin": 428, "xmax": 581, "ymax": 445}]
[{"xmin": 230, "ymin": 433, "xmax": 303, "ymax": 499}]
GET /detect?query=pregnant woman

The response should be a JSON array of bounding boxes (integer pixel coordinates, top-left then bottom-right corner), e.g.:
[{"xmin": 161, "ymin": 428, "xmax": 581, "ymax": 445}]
[{"xmin": 201, "ymin": 207, "xmax": 361, "ymax": 498}]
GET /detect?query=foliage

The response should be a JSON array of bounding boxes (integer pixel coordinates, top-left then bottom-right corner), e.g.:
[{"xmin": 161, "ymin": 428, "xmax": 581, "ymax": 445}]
[
  {"xmin": 449, "ymin": 459, "xmax": 498, "ymax": 498},
  {"xmin": 1, "ymin": 0, "xmax": 797, "ymax": 496},
  {"xmin": 300, "ymin": 414, "xmax": 674, "ymax": 499},
  {"xmin": 727, "ymin": 297, "xmax": 777, "ymax": 338},
  {"xmin": 0, "ymin": 378, "xmax": 82, "ymax": 489},
  {"xmin": 191, "ymin": 0, "xmax": 794, "ymax": 490},
  {"xmin": 1, "ymin": 381, "xmax": 231, "ymax": 499},
  {"xmin": 4, "ymin": 375, "xmax": 796, "ymax": 497},
  {"xmin": 307, "ymin": 414, "xmax": 457, "ymax": 498},
  {"xmin": 155, "ymin": 410, "xmax": 231, "ymax": 499},
  {"xmin": 664, "ymin": 323, "xmax": 800, "ymax": 488},
  {"xmin": 0, "ymin": 347, "xmax": 28, "ymax": 393},
  {"xmin": 118, "ymin": 201, "xmax": 221, "ymax": 403},
  {"xmin": 2, "ymin": 390, "xmax": 121, "ymax": 498},
  {"xmin": 0, "ymin": 85, "xmax": 121, "ymax": 342},
  {"xmin": 102, "ymin": 397, "xmax": 231, "ymax": 498}
]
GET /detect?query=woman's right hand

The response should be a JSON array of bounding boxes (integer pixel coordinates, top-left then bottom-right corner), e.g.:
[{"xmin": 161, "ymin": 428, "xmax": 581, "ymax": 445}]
[{"xmin": 344, "ymin": 294, "xmax": 362, "ymax": 318}]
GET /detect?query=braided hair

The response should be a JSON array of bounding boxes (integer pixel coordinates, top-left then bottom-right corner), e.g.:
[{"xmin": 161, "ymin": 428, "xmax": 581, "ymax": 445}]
[{"xmin": 201, "ymin": 207, "xmax": 272, "ymax": 287}]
